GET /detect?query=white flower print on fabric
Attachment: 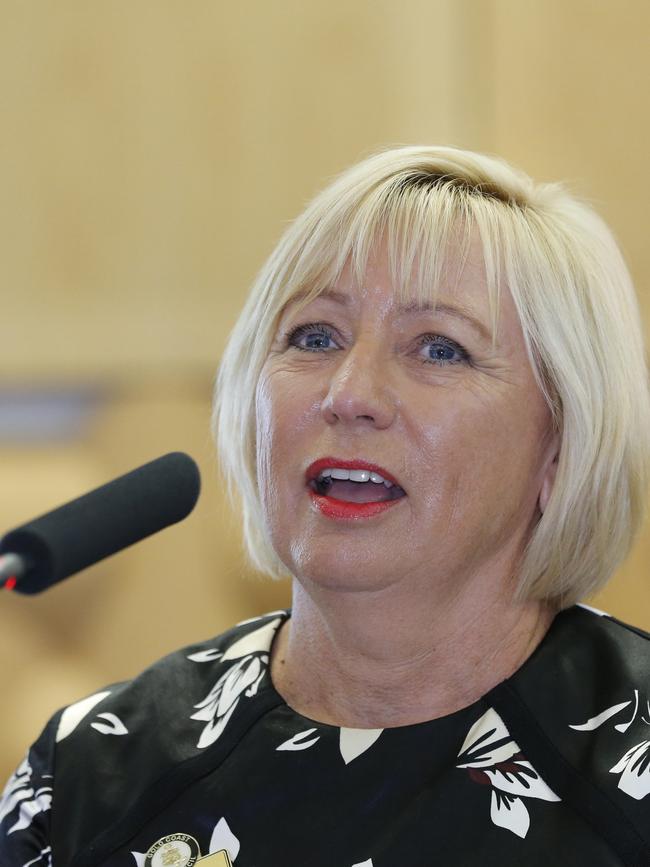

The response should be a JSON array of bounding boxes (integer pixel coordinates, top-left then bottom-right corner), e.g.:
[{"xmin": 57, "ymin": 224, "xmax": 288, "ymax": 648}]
[
  {"xmin": 90, "ymin": 712, "xmax": 129, "ymax": 736},
  {"xmin": 340, "ymin": 728, "xmax": 383, "ymax": 764},
  {"xmin": 569, "ymin": 699, "xmax": 636, "ymax": 733},
  {"xmin": 570, "ymin": 689, "xmax": 644, "ymax": 734},
  {"xmin": 187, "ymin": 648, "xmax": 223, "ymax": 663},
  {"xmin": 22, "ymin": 845, "xmax": 52, "ymax": 866},
  {"xmin": 457, "ymin": 708, "xmax": 560, "ymax": 839},
  {"xmin": 276, "ymin": 728, "xmax": 321, "ymax": 751},
  {"xmin": 209, "ymin": 817, "xmax": 241, "ymax": 860},
  {"xmin": 219, "ymin": 618, "xmax": 283, "ymax": 663},
  {"xmin": 54, "ymin": 690, "xmax": 130, "ymax": 741},
  {"xmin": 0, "ymin": 756, "xmax": 53, "ymax": 838},
  {"xmin": 276, "ymin": 726, "xmax": 383, "ymax": 764},
  {"xmin": 609, "ymin": 741, "xmax": 650, "ymax": 800},
  {"xmin": 569, "ymin": 690, "xmax": 650, "ymax": 800},
  {"xmin": 490, "ymin": 790, "xmax": 530, "ymax": 837},
  {"xmin": 192, "ymin": 656, "xmax": 266, "ymax": 749},
  {"xmin": 55, "ymin": 691, "xmax": 112, "ymax": 742},
  {"xmin": 191, "ymin": 618, "xmax": 282, "ymax": 749}
]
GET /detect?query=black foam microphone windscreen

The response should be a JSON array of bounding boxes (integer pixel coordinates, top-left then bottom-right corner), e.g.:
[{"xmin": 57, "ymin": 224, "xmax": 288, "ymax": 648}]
[{"xmin": 0, "ymin": 451, "xmax": 201, "ymax": 594}]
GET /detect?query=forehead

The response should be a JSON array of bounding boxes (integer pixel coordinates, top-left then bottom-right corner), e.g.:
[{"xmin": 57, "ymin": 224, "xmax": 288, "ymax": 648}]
[
  {"xmin": 287, "ymin": 285, "xmax": 497, "ymax": 347},
  {"xmin": 280, "ymin": 235, "xmax": 517, "ymax": 349}
]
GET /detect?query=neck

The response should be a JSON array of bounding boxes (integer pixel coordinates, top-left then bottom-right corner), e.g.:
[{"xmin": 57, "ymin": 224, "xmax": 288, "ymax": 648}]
[{"xmin": 270, "ymin": 574, "xmax": 556, "ymax": 729}]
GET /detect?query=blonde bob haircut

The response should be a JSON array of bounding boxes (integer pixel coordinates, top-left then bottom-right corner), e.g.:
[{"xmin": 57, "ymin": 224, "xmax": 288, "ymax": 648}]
[{"xmin": 214, "ymin": 145, "xmax": 650, "ymax": 607}]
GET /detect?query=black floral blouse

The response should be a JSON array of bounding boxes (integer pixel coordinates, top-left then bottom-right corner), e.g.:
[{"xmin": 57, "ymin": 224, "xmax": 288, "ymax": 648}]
[{"xmin": 2, "ymin": 605, "xmax": 650, "ymax": 866}]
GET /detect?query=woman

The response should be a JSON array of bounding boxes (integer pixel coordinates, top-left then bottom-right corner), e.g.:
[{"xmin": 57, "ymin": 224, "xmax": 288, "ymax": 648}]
[{"xmin": 2, "ymin": 146, "xmax": 650, "ymax": 866}]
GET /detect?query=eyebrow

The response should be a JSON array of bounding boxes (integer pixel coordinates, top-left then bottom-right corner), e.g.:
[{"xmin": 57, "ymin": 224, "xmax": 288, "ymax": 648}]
[{"xmin": 285, "ymin": 288, "xmax": 494, "ymax": 344}]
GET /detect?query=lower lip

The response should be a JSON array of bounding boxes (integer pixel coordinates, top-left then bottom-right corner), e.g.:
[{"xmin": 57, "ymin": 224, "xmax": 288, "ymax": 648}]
[{"xmin": 308, "ymin": 489, "xmax": 405, "ymax": 520}]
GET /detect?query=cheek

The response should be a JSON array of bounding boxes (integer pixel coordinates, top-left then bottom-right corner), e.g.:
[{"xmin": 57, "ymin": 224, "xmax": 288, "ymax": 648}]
[
  {"xmin": 411, "ymin": 390, "xmax": 543, "ymax": 503},
  {"xmin": 255, "ymin": 369, "xmax": 314, "ymax": 508},
  {"xmin": 257, "ymin": 365, "xmax": 323, "ymax": 443}
]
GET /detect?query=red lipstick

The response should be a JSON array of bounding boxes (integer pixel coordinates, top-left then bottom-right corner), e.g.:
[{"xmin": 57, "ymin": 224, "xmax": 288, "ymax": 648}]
[
  {"xmin": 305, "ymin": 456, "xmax": 406, "ymax": 521},
  {"xmin": 308, "ymin": 492, "xmax": 404, "ymax": 520}
]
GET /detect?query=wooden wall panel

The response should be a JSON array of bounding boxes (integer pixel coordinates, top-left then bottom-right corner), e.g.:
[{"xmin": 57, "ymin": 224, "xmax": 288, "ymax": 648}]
[
  {"xmin": 485, "ymin": 0, "xmax": 650, "ymax": 623},
  {"xmin": 0, "ymin": 0, "xmax": 459, "ymax": 378}
]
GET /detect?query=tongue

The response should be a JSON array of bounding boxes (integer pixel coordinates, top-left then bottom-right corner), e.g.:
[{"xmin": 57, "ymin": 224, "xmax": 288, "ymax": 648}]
[{"xmin": 326, "ymin": 479, "xmax": 393, "ymax": 503}]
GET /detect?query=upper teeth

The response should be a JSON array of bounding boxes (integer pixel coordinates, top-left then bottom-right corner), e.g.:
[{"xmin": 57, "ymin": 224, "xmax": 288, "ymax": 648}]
[{"xmin": 318, "ymin": 468, "xmax": 393, "ymax": 487}]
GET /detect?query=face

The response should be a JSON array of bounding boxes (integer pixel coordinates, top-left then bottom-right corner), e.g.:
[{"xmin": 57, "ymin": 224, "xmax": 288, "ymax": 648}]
[{"xmin": 255, "ymin": 238, "xmax": 558, "ymax": 602}]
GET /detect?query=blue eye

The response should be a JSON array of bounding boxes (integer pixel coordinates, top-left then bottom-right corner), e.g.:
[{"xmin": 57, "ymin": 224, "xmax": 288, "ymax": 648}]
[
  {"xmin": 286, "ymin": 323, "xmax": 469, "ymax": 367},
  {"xmin": 287, "ymin": 323, "xmax": 339, "ymax": 352},
  {"xmin": 418, "ymin": 335, "xmax": 468, "ymax": 366}
]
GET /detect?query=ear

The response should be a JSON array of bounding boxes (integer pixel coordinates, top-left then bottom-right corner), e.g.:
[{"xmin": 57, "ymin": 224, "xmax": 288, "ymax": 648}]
[{"xmin": 539, "ymin": 436, "xmax": 560, "ymax": 515}]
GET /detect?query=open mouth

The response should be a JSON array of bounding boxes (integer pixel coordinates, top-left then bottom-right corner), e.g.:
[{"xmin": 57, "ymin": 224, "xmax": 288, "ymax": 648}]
[{"xmin": 306, "ymin": 461, "xmax": 407, "ymax": 505}]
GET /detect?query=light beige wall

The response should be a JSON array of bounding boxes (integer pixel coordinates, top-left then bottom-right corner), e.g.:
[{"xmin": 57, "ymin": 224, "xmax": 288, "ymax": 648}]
[
  {"xmin": 1, "ymin": 1, "xmax": 648, "ymax": 778},
  {"xmin": 1, "ymin": 0, "xmax": 461, "ymax": 378},
  {"xmin": 485, "ymin": 0, "xmax": 650, "ymax": 623}
]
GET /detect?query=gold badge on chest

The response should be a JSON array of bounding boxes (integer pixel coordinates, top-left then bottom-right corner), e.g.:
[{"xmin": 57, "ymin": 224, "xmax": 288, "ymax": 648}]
[
  {"xmin": 196, "ymin": 852, "xmax": 233, "ymax": 866},
  {"xmin": 144, "ymin": 834, "xmax": 201, "ymax": 867},
  {"xmin": 144, "ymin": 834, "xmax": 232, "ymax": 867}
]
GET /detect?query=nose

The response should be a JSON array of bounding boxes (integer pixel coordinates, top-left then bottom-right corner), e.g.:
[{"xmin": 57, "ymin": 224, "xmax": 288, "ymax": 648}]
[{"xmin": 320, "ymin": 340, "xmax": 397, "ymax": 429}]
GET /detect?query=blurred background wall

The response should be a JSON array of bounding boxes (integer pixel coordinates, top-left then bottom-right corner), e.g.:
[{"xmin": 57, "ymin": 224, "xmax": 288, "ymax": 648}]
[{"xmin": 1, "ymin": 0, "xmax": 648, "ymax": 779}]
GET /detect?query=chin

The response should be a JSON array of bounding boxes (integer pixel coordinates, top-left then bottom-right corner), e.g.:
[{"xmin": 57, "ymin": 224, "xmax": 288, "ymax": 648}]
[
  {"xmin": 287, "ymin": 543, "xmax": 398, "ymax": 595},
  {"xmin": 301, "ymin": 572, "xmax": 398, "ymax": 596}
]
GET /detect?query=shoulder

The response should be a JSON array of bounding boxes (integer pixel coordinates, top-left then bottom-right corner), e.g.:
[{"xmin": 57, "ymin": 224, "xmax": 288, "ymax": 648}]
[
  {"xmin": 0, "ymin": 713, "xmax": 58, "ymax": 866},
  {"xmin": 4, "ymin": 610, "xmax": 288, "ymax": 867},
  {"xmin": 503, "ymin": 603, "xmax": 650, "ymax": 758},
  {"xmin": 56, "ymin": 608, "xmax": 288, "ymax": 754},
  {"xmin": 493, "ymin": 605, "xmax": 650, "ymax": 858},
  {"xmin": 513, "ymin": 603, "xmax": 650, "ymax": 703}
]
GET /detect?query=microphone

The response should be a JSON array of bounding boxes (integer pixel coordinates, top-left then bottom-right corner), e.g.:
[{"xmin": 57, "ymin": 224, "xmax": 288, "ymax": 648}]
[{"xmin": 0, "ymin": 452, "xmax": 201, "ymax": 595}]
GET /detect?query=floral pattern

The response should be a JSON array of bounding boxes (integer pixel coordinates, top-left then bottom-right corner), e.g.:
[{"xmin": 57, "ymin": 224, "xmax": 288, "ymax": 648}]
[
  {"xmin": 457, "ymin": 708, "xmax": 560, "ymax": 838},
  {"xmin": 0, "ymin": 757, "xmax": 52, "ymax": 838},
  {"xmin": 6, "ymin": 606, "xmax": 650, "ymax": 865},
  {"xmin": 610, "ymin": 741, "xmax": 650, "ymax": 800},
  {"xmin": 55, "ymin": 690, "xmax": 113, "ymax": 742},
  {"xmin": 569, "ymin": 690, "xmax": 650, "ymax": 800},
  {"xmin": 190, "ymin": 617, "xmax": 283, "ymax": 749},
  {"xmin": 276, "ymin": 726, "xmax": 383, "ymax": 764},
  {"xmin": 0, "ymin": 754, "xmax": 53, "ymax": 866}
]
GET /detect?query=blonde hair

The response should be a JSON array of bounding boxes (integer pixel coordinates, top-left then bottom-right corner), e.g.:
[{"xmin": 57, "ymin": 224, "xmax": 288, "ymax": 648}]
[{"xmin": 213, "ymin": 145, "xmax": 650, "ymax": 606}]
